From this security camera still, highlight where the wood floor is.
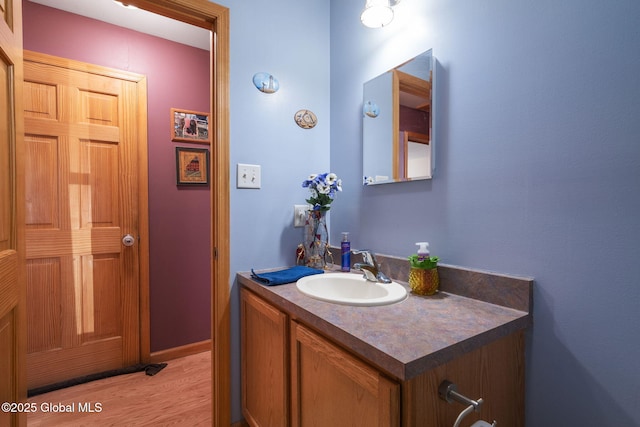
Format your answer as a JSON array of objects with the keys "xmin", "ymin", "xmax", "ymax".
[{"xmin": 27, "ymin": 351, "xmax": 211, "ymax": 426}]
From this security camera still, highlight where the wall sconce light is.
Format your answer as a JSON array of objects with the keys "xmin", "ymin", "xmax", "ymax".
[{"xmin": 360, "ymin": 0, "xmax": 401, "ymax": 28}]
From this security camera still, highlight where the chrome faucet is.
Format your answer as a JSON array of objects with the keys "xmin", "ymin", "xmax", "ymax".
[{"xmin": 352, "ymin": 250, "xmax": 392, "ymax": 283}]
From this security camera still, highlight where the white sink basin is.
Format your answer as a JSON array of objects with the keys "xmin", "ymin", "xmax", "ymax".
[{"xmin": 296, "ymin": 272, "xmax": 407, "ymax": 306}]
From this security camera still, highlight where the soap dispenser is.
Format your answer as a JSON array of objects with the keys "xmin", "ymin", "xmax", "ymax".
[
  {"xmin": 340, "ymin": 232, "xmax": 351, "ymax": 272},
  {"xmin": 416, "ymin": 242, "xmax": 429, "ymax": 261},
  {"xmin": 408, "ymin": 242, "xmax": 440, "ymax": 295}
]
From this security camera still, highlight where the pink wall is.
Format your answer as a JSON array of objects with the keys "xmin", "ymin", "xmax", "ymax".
[
  {"xmin": 23, "ymin": 1, "xmax": 211, "ymax": 352},
  {"xmin": 399, "ymin": 105, "xmax": 429, "ymax": 134}
]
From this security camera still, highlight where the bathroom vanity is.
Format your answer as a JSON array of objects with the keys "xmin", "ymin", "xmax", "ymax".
[{"xmin": 239, "ymin": 259, "xmax": 532, "ymax": 427}]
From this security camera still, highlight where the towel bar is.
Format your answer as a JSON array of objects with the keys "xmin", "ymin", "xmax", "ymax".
[
  {"xmin": 438, "ymin": 380, "xmax": 483, "ymax": 411},
  {"xmin": 438, "ymin": 380, "xmax": 496, "ymax": 427}
]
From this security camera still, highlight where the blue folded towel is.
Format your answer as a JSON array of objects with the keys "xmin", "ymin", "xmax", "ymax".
[{"xmin": 250, "ymin": 266, "xmax": 324, "ymax": 286}]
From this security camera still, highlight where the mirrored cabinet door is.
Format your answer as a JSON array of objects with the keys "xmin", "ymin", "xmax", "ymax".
[{"xmin": 363, "ymin": 50, "xmax": 435, "ymax": 185}]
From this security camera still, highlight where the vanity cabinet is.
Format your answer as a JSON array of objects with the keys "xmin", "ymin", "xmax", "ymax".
[
  {"xmin": 291, "ymin": 321, "xmax": 400, "ymax": 427},
  {"xmin": 241, "ymin": 289, "xmax": 289, "ymax": 427},
  {"xmin": 241, "ymin": 283, "xmax": 526, "ymax": 427},
  {"xmin": 241, "ymin": 288, "xmax": 398, "ymax": 427}
]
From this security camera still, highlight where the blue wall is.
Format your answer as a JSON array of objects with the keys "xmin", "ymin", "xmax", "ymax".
[
  {"xmin": 330, "ymin": 1, "xmax": 640, "ymax": 426},
  {"xmin": 218, "ymin": 0, "xmax": 640, "ymax": 424},
  {"xmin": 213, "ymin": 0, "xmax": 331, "ymax": 420}
]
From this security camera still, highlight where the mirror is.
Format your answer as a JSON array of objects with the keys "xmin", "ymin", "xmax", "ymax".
[{"xmin": 362, "ymin": 50, "xmax": 434, "ymax": 185}]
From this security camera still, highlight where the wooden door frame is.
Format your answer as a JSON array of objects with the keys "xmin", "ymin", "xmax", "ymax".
[{"xmin": 125, "ymin": 1, "xmax": 230, "ymax": 425}]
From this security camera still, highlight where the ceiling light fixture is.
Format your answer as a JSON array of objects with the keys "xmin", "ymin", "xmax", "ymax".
[
  {"xmin": 114, "ymin": 1, "xmax": 138, "ymax": 10},
  {"xmin": 360, "ymin": 0, "xmax": 401, "ymax": 28}
]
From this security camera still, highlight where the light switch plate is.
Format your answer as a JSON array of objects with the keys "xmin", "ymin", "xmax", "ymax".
[{"xmin": 237, "ymin": 163, "xmax": 261, "ymax": 189}]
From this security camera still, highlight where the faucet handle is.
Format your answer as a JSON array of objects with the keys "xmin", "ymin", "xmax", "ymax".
[
  {"xmin": 353, "ymin": 263, "xmax": 378, "ymax": 282},
  {"xmin": 351, "ymin": 249, "xmax": 370, "ymax": 254},
  {"xmin": 352, "ymin": 249, "xmax": 376, "ymax": 266},
  {"xmin": 352, "ymin": 250, "xmax": 393, "ymax": 284}
]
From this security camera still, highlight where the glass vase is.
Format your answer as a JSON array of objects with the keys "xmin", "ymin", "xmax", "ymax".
[{"xmin": 304, "ymin": 209, "xmax": 329, "ymax": 269}]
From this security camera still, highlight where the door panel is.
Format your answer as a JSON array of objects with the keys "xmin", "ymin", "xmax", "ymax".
[
  {"xmin": 25, "ymin": 258, "xmax": 62, "ymax": 353},
  {"xmin": 23, "ymin": 134, "xmax": 59, "ymax": 228},
  {"xmin": 0, "ymin": 62, "xmax": 11, "ymax": 250},
  {"xmin": 24, "ymin": 53, "xmax": 144, "ymax": 389}
]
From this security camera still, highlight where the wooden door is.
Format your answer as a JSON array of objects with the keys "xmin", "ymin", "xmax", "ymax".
[
  {"xmin": 23, "ymin": 51, "xmax": 146, "ymax": 389},
  {"xmin": 0, "ymin": 0, "xmax": 27, "ymax": 425}
]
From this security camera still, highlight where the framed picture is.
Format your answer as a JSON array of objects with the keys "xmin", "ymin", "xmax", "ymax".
[
  {"xmin": 176, "ymin": 147, "xmax": 209, "ymax": 186},
  {"xmin": 171, "ymin": 108, "xmax": 210, "ymax": 143}
]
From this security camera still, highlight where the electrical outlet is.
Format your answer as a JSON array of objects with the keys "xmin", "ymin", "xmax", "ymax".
[
  {"xmin": 237, "ymin": 163, "xmax": 261, "ymax": 189},
  {"xmin": 294, "ymin": 205, "xmax": 308, "ymax": 227}
]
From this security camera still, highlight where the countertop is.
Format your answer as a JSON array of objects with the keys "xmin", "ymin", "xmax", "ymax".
[{"xmin": 238, "ymin": 263, "xmax": 532, "ymax": 381}]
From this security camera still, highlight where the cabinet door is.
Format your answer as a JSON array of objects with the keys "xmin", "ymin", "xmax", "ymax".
[
  {"xmin": 241, "ymin": 289, "xmax": 289, "ymax": 427},
  {"xmin": 291, "ymin": 321, "xmax": 400, "ymax": 427}
]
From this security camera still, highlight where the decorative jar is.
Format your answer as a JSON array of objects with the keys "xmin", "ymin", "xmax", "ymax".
[{"xmin": 408, "ymin": 267, "xmax": 439, "ymax": 295}]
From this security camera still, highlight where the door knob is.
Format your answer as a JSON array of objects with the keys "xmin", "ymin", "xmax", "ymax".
[{"xmin": 122, "ymin": 234, "xmax": 136, "ymax": 247}]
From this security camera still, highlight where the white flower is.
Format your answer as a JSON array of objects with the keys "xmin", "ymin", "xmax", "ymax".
[{"xmin": 317, "ymin": 183, "xmax": 330, "ymax": 194}]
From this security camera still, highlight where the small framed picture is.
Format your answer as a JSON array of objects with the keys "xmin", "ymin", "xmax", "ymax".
[
  {"xmin": 171, "ymin": 108, "xmax": 210, "ymax": 143},
  {"xmin": 176, "ymin": 147, "xmax": 209, "ymax": 186}
]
